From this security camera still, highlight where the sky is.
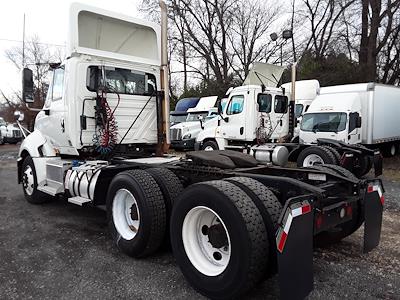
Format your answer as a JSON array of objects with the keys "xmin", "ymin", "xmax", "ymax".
[{"xmin": 0, "ymin": 0, "xmax": 140, "ymax": 100}]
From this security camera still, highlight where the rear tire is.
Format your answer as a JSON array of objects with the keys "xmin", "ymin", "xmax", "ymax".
[
  {"xmin": 201, "ymin": 140, "xmax": 219, "ymax": 151},
  {"xmin": 224, "ymin": 176, "xmax": 282, "ymax": 277},
  {"xmin": 170, "ymin": 180, "xmax": 268, "ymax": 299},
  {"xmin": 106, "ymin": 169, "xmax": 166, "ymax": 257},
  {"xmin": 21, "ymin": 156, "xmax": 52, "ymax": 204},
  {"xmin": 145, "ymin": 167, "xmax": 183, "ymax": 245},
  {"xmin": 320, "ymin": 145, "xmax": 341, "ymax": 164},
  {"xmin": 297, "ymin": 146, "xmax": 337, "ymax": 167}
]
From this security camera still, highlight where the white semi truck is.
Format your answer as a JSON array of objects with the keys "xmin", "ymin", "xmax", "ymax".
[
  {"xmin": 300, "ymin": 83, "xmax": 400, "ymax": 157},
  {"xmin": 170, "ymin": 96, "xmax": 218, "ymax": 149},
  {"xmin": 0, "ymin": 117, "xmax": 23, "ymax": 144},
  {"xmin": 16, "ymin": 3, "xmax": 384, "ymax": 299}
]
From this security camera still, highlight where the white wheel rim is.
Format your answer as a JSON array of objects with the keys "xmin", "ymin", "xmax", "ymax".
[
  {"xmin": 204, "ymin": 146, "xmax": 214, "ymax": 151},
  {"xmin": 303, "ymin": 154, "xmax": 324, "ymax": 166},
  {"xmin": 390, "ymin": 145, "xmax": 396, "ymax": 156},
  {"xmin": 112, "ymin": 189, "xmax": 140, "ymax": 240},
  {"xmin": 182, "ymin": 206, "xmax": 231, "ymax": 276},
  {"xmin": 22, "ymin": 165, "xmax": 34, "ymax": 196}
]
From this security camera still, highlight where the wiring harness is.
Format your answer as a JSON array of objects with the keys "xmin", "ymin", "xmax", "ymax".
[{"xmin": 93, "ymin": 89, "xmax": 120, "ymax": 155}]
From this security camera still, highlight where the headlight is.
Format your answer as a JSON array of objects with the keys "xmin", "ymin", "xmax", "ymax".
[{"xmin": 182, "ymin": 133, "xmax": 191, "ymax": 139}]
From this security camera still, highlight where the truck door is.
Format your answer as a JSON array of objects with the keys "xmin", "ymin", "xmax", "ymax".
[
  {"xmin": 35, "ymin": 67, "xmax": 73, "ymax": 154},
  {"xmin": 270, "ymin": 95, "xmax": 289, "ymax": 140},
  {"xmin": 220, "ymin": 94, "xmax": 246, "ymax": 140}
]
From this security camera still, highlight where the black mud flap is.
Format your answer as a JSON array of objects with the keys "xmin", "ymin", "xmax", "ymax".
[
  {"xmin": 363, "ymin": 180, "xmax": 384, "ymax": 253},
  {"xmin": 276, "ymin": 197, "xmax": 314, "ymax": 300}
]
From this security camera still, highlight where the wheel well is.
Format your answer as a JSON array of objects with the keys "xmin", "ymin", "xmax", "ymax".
[{"xmin": 202, "ymin": 138, "xmax": 217, "ymax": 144}]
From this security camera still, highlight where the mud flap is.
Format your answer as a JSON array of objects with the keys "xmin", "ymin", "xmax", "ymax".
[
  {"xmin": 276, "ymin": 198, "xmax": 314, "ymax": 300},
  {"xmin": 363, "ymin": 180, "xmax": 384, "ymax": 253},
  {"xmin": 373, "ymin": 151, "xmax": 383, "ymax": 177}
]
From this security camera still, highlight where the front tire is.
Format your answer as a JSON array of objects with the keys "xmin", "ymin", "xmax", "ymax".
[
  {"xmin": 170, "ymin": 180, "xmax": 268, "ymax": 299},
  {"xmin": 106, "ymin": 169, "xmax": 166, "ymax": 257},
  {"xmin": 201, "ymin": 140, "xmax": 219, "ymax": 151},
  {"xmin": 21, "ymin": 156, "xmax": 52, "ymax": 204}
]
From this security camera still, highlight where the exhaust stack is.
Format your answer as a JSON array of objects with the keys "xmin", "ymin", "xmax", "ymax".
[{"xmin": 159, "ymin": 0, "xmax": 170, "ymax": 152}]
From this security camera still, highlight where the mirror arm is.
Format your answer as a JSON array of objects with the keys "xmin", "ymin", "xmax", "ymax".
[
  {"xmin": 15, "ymin": 120, "xmax": 30, "ymax": 138},
  {"xmin": 24, "ymin": 103, "xmax": 42, "ymax": 112}
]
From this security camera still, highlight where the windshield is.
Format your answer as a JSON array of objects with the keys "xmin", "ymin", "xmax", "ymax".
[
  {"xmin": 301, "ymin": 112, "xmax": 347, "ymax": 133},
  {"xmin": 170, "ymin": 114, "xmax": 187, "ymax": 124},
  {"xmin": 186, "ymin": 112, "xmax": 208, "ymax": 122},
  {"xmin": 204, "ymin": 112, "xmax": 218, "ymax": 122},
  {"xmin": 295, "ymin": 104, "xmax": 303, "ymax": 118}
]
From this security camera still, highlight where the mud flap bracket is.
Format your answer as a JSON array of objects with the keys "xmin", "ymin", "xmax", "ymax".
[{"xmin": 276, "ymin": 196, "xmax": 314, "ymax": 300}]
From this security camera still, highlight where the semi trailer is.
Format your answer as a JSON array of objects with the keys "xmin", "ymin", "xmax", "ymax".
[
  {"xmin": 16, "ymin": 3, "xmax": 384, "ymax": 300},
  {"xmin": 300, "ymin": 83, "xmax": 400, "ymax": 157}
]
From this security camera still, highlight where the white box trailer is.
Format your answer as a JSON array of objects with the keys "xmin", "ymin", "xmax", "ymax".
[{"xmin": 300, "ymin": 83, "xmax": 400, "ymax": 156}]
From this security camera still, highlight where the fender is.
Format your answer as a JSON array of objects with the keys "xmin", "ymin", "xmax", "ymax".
[
  {"xmin": 17, "ymin": 130, "xmax": 57, "ymax": 183},
  {"xmin": 18, "ymin": 130, "xmax": 56, "ymax": 158}
]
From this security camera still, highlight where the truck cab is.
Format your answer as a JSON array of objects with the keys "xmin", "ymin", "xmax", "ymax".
[
  {"xmin": 170, "ymin": 97, "xmax": 200, "ymax": 126},
  {"xmin": 196, "ymin": 85, "xmax": 289, "ymax": 150},
  {"xmin": 170, "ymin": 96, "xmax": 218, "ymax": 150},
  {"xmin": 299, "ymin": 90, "xmax": 362, "ymax": 145},
  {"xmin": 20, "ymin": 4, "xmax": 162, "ymax": 158}
]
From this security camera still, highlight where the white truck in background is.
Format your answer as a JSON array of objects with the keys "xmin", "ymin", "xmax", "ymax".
[
  {"xmin": 170, "ymin": 95, "xmax": 219, "ymax": 150},
  {"xmin": 195, "ymin": 72, "xmax": 382, "ymax": 176},
  {"xmin": 300, "ymin": 83, "xmax": 400, "ymax": 157},
  {"xmin": 0, "ymin": 117, "xmax": 23, "ymax": 144},
  {"xmin": 14, "ymin": 3, "xmax": 385, "ymax": 300}
]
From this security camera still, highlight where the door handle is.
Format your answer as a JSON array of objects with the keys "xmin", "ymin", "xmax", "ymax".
[
  {"xmin": 279, "ymin": 120, "xmax": 283, "ymax": 126},
  {"xmin": 61, "ymin": 119, "xmax": 65, "ymax": 133}
]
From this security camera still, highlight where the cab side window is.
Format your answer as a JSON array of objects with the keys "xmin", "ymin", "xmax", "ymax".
[
  {"xmin": 257, "ymin": 94, "xmax": 272, "ymax": 113},
  {"xmin": 226, "ymin": 95, "xmax": 244, "ymax": 115},
  {"xmin": 274, "ymin": 95, "xmax": 288, "ymax": 113},
  {"xmin": 52, "ymin": 68, "xmax": 65, "ymax": 101}
]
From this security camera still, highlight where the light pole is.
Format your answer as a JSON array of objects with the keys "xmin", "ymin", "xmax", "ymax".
[{"xmin": 270, "ymin": 30, "xmax": 293, "ymax": 66}]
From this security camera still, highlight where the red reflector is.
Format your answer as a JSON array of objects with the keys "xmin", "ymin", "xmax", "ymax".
[
  {"xmin": 278, "ymin": 232, "xmax": 288, "ymax": 253},
  {"xmin": 302, "ymin": 204, "xmax": 311, "ymax": 214},
  {"xmin": 380, "ymin": 196, "xmax": 385, "ymax": 205},
  {"xmin": 367, "ymin": 186, "xmax": 374, "ymax": 193},
  {"xmin": 346, "ymin": 205, "xmax": 352, "ymax": 216}
]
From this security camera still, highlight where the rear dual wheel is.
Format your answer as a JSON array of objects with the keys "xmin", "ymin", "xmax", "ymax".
[
  {"xmin": 297, "ymin": 146, "xmax": 339, "ymax": 167},
  {"xmin": 170, "ymin": 179, "xmax": 281, "ymax": 299},
  {"xmin": 107, "ymin": 168, "xmax": 182, "ymax": 257}
]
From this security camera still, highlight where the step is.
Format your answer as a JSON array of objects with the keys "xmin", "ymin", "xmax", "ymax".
[
  {"xmin": 37, "ymin": 184, "xmax": 61, "ymax": 196},
  {"xmin": 68, "ymin": 196, "xmax": 91, "ymax": 206}
]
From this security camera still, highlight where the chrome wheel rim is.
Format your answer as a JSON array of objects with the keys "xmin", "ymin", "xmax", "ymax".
[{"xmin": 22, "ymin": 165, "xmax": 34, "ymax": 196}]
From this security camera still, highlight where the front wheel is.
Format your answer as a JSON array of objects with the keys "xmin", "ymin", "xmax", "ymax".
[
  {"xmin": 21, "ymin": 156, "xmax": 52, "ymax": 204},
  {"xmin": 201, "ymin": 140, "xmax": 219, "ymax": 151},
  {"xmin": 170, "ymin": 180, "xmax": 268, "ymax": 299}
]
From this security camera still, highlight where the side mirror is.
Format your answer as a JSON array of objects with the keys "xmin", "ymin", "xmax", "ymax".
[
  {"xmin": 356, "ymin": 116, "xmax": 362, "ymax": 128},
  {"xmin": 198, "ymin": 115, "xmax": 204, "ymax": 129},
  {"xmin": 14, "ymin": 111, "xmax": 24, "ymax": 122},
  {"xmin": 22, "ymin": 68, "xmax": 34, "ymax": 103}
]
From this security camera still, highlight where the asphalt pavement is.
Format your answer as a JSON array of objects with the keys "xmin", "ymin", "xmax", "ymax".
[{"xmin": 0, "ymin": 144, "xmax": 399, "ymax": 299}]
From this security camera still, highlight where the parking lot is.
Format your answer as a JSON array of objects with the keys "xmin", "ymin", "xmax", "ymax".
[{"xmin": 0, "ymin": 144, "xmax": 399, "ymax": 299}]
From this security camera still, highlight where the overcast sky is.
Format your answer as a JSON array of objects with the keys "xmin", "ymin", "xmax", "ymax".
[{"xmin": 0, "ymin": 0, "xmax": 140, "ymax": 100}]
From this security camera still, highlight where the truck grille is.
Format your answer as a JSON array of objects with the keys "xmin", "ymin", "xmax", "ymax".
[
  {"xmin": 13, "ymin": 129, "xmax": 21, "ymax": 138},
  {"xmin": 170, "ymin": 128, "xmax": 182, "ymax": 141}
]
